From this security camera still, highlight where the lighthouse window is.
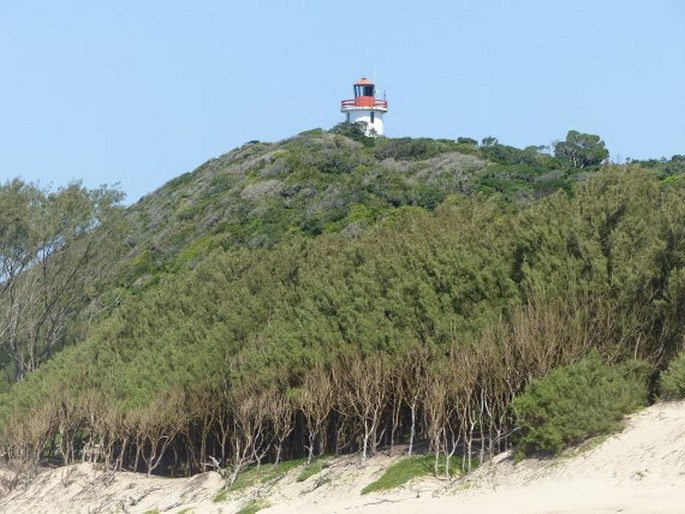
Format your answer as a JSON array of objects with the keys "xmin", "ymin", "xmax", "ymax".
[
  {"xmin": 370, "ymin": 112, "xmax": 375, "ymax": 123},
  {"xmin": 363, "ymin": 85, "xmax": 374, "ymax": 97}
]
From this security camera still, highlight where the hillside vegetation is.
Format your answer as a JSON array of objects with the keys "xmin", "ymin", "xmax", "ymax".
[{"xmin": 1, "ymin": 127, "xmax": 684, "ymax": 486}]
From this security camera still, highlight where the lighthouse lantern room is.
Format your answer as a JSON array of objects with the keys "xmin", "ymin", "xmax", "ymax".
[{"xmin": 340, "ymin": 77, "xmax": 388, "ymax": 136}]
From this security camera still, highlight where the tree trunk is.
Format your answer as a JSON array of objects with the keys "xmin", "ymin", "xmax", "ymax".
[{"xmin": 408, "ymin": 394, "xmax": 418, "ymax": 456}]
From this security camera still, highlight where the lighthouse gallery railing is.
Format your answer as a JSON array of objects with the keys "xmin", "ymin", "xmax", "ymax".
[{"xmin": 340, "ymin": 98, "xmax": 388, "ymax": 109}]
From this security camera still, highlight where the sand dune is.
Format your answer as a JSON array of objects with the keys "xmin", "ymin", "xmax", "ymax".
[{"xmin": 1, "ymin": 401, "xmax": 683, "ymax": 513}]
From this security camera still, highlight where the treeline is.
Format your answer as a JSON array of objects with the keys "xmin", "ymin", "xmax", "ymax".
[{"xmin": 1, "ymin": 167, "xmax": 684, "ymax": 479}]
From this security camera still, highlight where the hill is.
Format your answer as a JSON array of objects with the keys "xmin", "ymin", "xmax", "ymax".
[
  {"xmin": 117, "ymin": 128, "xmax": 570, "ymax": 283},
  {"xmin": 0, "ymin": 126, "xmax": 684, "ymax": 505}
]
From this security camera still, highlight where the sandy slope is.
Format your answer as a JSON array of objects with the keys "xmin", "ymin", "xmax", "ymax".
[
  {"xmin": 356, "ymin": 400, "xmax": 685, "ymax": 514},
  {"xmin": 1, "ymin": 401, "xmax": 683, "ymax": 514}
]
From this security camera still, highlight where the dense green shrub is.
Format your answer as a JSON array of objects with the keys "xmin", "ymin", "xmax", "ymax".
[
  {"xmin": 329, "ymin": 122, "xmax": 374, "ymax": 147},
  {"xmin": 512, "ymin": 353, "xmax": 648, "ymax": 457},
  {"xmin": 660, "ymin": 351, "xmax": 685, "ymax": 399},
  {"xmin": 373, "ymin": 137, "xmax": 458, "ymax": 160}
]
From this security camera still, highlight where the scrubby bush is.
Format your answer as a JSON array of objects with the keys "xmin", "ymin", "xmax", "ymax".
[
  {"xmin": 512, "ymin": 353, "xmax": 648, "ymax": 457},
  {"xmin": 329, "ymin": 122, "xmax": 374, "ymax": 147},
  {"xmin": 660, "ymin": 351, "xmax": 685, "ymax": 399},
  {"xmin": 373, "ymin": 137, "xmax": 457, "ymax": 160}
]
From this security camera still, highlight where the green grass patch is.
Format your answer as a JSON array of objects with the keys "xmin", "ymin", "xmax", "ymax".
[
  {"xmin": 212, "ymin": 488, "xmax": 228, "ymax": 503},
  {"xmin": 296, "ymin": 459, "xmax": 329, "ymax": 482},
  {"xmin": 361, "ymin": 454, "xmax": 468, "ymax": 495},
  {"xmin": 228, "ymin": 457, "xmax": 308, "ymax": 493},
  {"xmin": 271, "ymin": 457, "xmax": 308, "ymax": 475},
  {"xmin": 236, "ymin": 499, "xmax": 270, "ymax": 514},
  {"xmin": 174, "ymin": 234, "xmax": 217, "ymax": 267}
]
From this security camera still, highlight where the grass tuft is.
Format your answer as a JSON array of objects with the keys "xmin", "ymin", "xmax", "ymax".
[
  {"xmin": 361, "ymin": 454, "xmax": 469, "ymax": 495},
  {"xmin": 216, "ymin": 457, "xmax": 309, "ymax": 500},
  {"xmin": 296, "ymin": 459, "xmax": 329, "ymax": 482},
  {"xmin": 212, "ymin": 488, "xmax": 228, "ymax": 503},
  {"xmin": 233, "ymin": 458, "xmax": 307, "ymax": 490},
  {"xmin": 236, "ymin": 499, "xmax": 270, "ymax": 514}
]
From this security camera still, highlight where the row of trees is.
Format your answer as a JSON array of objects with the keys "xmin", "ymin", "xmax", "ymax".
[
  {"xmin": 0, "ymin": 295, "xmax": 620, "ymax": 480},
  {"xmin": 1, "ymin": 166, "xmax": 683, "ymax": 480}
]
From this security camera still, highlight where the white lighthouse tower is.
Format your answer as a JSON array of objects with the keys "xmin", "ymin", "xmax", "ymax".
[{"xmin": 340, "ymin": 77, "xmax": 388, "ymax": 136}]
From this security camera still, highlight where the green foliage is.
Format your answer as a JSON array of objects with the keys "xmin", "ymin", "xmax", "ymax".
[
  {"xmin": 167, "ymin": 172, "xmax": 193, "ymax": 190},
  {"xmin": 660, "ymin": 351, "xmax": 685, "ymax": 399},
  {"xmin": 0, "ymin": 179, "xmax": 125, "ymax": 380},
  {"xmin": 117, "ymin": 130, "xmax": 498, "ymax": 284},
  {"xmin": 554, "ymin": 130, "xmax": 609, "ymax": 169},
  {"xmin": 373, "ymin": 137, "xmax": 461, "ymax": 160},
  {"xmin": 212, "ymin": 488, "xmax": 228, "ymax": 503},
  {"xmin": 329, "ymin": 122, "xmax": 375, "ymax": 147},
  {"xmin": 513, "ymin": 353, "xmax": 649, "ymax": 457},
  {"xmin": 476, "ymin": 143, "xmax": 569, "ymax": 199},
  {"xmin": 456, "ymin": 136, "xmax": 478, "ymax": 146},
  {"xmin": 228, "ymin": 459, "xmax": 306, "ymax": 492},
  {"xmin": 174, "ymin": 235, "xmax": 218, "ymax": 268},
  {"xmin": 109, "ymin": 129, "xmax": 622, "ymax": 295},
  {"xmin": 236, "ymin": 499, "xmax": 270, "ymax": 514},
  {"xmin": 361, "ymin": 455, "xmax": 465, "ymax": 494},
  {"xmin": 630, "ymin": 155, "xmax": 685, "ymax": 180},
  {"xmin": 296, "ymin": 459, "xmax": 329, "ymax": 482},
  {"xmin": 268, "ymin": 458, "xmax": 308, "ymax": 476}
]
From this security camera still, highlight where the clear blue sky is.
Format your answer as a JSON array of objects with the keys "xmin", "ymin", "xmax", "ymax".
[{"xmin": 1, "ymin": 1, "xmax": 683, "ymax": 203}]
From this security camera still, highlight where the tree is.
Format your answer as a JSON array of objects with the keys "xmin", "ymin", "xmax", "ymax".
[
  {"xmin": 554, "ymin": 130, "xmax": 609, "ymax": 169},
  {"xmin": 423, "ymin": 366, "xmax": 449, "ymax": 477},
  {"xmin": 298, "ymin": 363, "xmax": 334, "ymax": 464},
  {"xmin": 134, "ymin": 392, "xmax": 187, "ymax": 477},
  {"xmin": 0, "ymin": 180, "xmax": 124, "ymax": 381},
  {"xmin": 268, "ymin": 388, "xmax": 295, "ymax": 464},
  {"xmin": 336, "ymin": 354, "xmax": 387, "ymax": 467},
  {"xmin": 456, "ymin": 137, "xmax": 478, "ymax": 146},
  {"xmin": 329, "ymin": 122, "xmax": 375, "ymax": 146},
  {"xmin": 227, "ymin": 382, "xmax": 273, "ymax": 484}
]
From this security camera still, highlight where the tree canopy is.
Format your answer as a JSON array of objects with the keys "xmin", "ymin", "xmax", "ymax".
[
  {"xmin": 554, "ymin": 130, "xmax": 609, "ymax": 169},
  {"xmin": 0, "ymin": 180, "xmax": 124, "ymax": 382}
]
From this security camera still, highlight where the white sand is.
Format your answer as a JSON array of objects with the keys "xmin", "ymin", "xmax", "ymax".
[{"xmin": 1, "ymin": 401, "xmax": 684, "ymax": 513}]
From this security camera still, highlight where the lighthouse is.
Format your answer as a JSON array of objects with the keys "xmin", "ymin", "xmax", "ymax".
[{"xmin": 340, "ymin": 77, "xmax": 388, "ymax": 136}]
